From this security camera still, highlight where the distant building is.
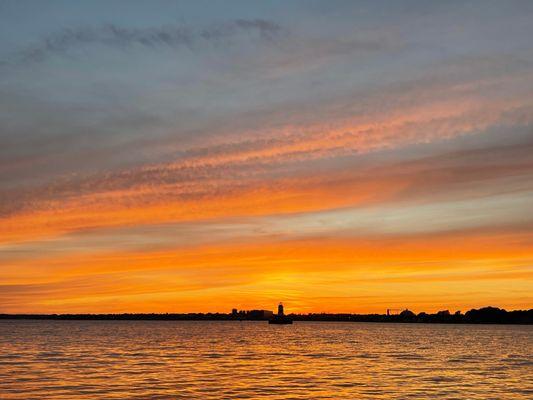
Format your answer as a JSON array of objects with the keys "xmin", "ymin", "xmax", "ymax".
[
  {"xmin": 231, "ymin": 308, "xmax": 238, "ymax": 316},
  {"xmin": 247, "ymin": 310, "xmax": 274, "ymax": 320},
  {"xmin": 278, "ymin": 303, "xmax": 284, "ymax": 316}
]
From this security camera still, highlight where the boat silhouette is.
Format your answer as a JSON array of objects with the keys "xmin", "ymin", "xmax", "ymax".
[{"xmin": 269, "ymin": 303, "xmax": 293, "ymax": 324}]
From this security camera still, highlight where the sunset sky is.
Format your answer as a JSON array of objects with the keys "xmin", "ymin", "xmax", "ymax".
[{"xmin": 1, "ymin": 0, "xmax": 532, "ymax": 314}]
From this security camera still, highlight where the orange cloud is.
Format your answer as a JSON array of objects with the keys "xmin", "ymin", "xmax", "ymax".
[{"xmin": 2, "ymin": 224, "xmax": 532, "ymax": 313}]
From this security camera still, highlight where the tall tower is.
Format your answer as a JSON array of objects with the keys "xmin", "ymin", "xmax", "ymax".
[{"xmin": 278, "ymin": 303, "xmax": 284, "ymax": 316}]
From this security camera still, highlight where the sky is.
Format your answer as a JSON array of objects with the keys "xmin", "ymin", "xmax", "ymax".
[{"xmin": 1, "ymin": 0, "xmax": 532, "ymax": 314}]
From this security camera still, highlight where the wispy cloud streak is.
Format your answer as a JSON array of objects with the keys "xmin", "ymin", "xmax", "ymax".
[{"xmin": 1, "ymin": 19, "xmax": 283, "ymax": 66}]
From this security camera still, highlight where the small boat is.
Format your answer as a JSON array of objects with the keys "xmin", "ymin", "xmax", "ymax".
[
  {"xmin": 269, "ymin": 303, "xmax": 293, "ymax": 324},
  {"xmin": 268, "ymin": 315, "xmax": 293, "ymax": 324}
]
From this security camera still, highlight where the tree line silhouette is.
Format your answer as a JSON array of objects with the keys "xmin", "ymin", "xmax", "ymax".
[{"xmin": 1, "ymin": 306, "xmax": 531, "ymax": 324}]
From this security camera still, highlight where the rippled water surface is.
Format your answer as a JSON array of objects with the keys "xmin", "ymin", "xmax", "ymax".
[{"xmin": 1, "ymin": 320, "xmax": 532, "ymax": 399}]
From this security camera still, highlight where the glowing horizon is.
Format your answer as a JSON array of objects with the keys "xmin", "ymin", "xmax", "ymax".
[{"xmin": 1, "ymin": 0, "xmax": 532, "ymax": 314}]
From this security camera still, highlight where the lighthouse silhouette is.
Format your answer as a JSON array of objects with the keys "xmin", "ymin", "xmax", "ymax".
[{"xmin": 269, "ymin": 302, "xmax": 292, "ymax": 324}]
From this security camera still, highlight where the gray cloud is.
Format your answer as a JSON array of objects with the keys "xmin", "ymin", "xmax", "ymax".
[{"xmin": 2, "ymin": 19, "xmax": 283, "ymax": 66}]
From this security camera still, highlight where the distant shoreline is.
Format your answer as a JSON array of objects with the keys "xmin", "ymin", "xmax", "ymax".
[{"xmin": 1, "ymin": 306, "xmax": 532, "ymax": 324}]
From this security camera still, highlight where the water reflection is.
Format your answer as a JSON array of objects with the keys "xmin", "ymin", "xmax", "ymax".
[{"xmin": 0, "ymin": 321, "xmax": 531, "ymax": 399}]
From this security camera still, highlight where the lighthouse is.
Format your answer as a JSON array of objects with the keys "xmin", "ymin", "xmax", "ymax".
[{"xmin": 269, "ymin": 302, "xmax": 292, "ymax": 324}]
